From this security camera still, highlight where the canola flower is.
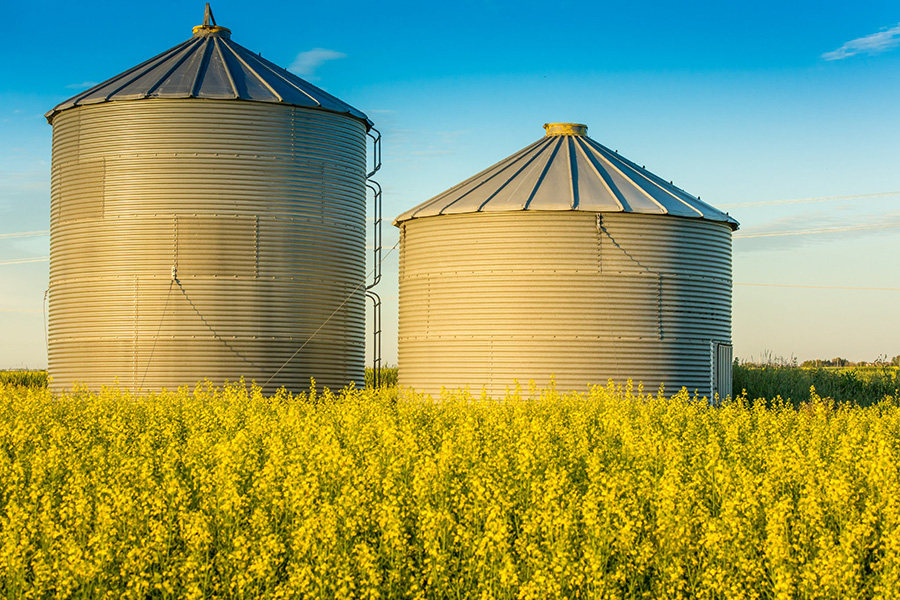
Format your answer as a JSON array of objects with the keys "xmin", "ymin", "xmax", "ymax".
[{"xmin": 0, "ymin": 380, "xmax": 898, "ymax": 599}]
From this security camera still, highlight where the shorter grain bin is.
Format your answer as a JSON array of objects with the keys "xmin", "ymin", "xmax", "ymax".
[{"xmin": 394, "ymin": 123, "xmax": 739, "ymax": 398}]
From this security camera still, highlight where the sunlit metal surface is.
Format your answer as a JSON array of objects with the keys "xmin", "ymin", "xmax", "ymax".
[
  {"xmin": 49, "ymin": 99, "xmax": 367, "ymax": 394},
  {"xmin": 47, "ymin": 13, "xmax": 373, "ymax": 394},
  {"xmin": 396, "ymin": 124, "xmax": 735, "ymax": 399},
  {"xmin": 46, "ymin": 19, "xmax": 371, "ymax": 129},
  {"xmin": 395, "ymin": 123, "xmax": 738, "ymax": 229}
]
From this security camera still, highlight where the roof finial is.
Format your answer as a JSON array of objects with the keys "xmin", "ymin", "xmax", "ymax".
[
  {"xmin": 193, "ymin": 4, "xmax": 230, "ymax": 38},
  {"xmin": 203, "ymin": 3, "xmax": 217, "ymax": 27}
]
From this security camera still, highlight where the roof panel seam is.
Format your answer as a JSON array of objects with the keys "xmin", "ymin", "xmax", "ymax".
[
  {"xmin": 56, "ymin": 39, "xmax": 196, "ymax": 113},
  {"xmin": 190, "ymin": 39, "xmax": 214, "ymax": 98},
  {"xmin": 574, "ymin": 137, "xmax": 627, "ymax": 211},
  {"xmin": 567, "ymin": 137, "xmax": 578, "ymax": 210},
  {"xmin": 142, "ymin": 42, "xmax": 203, "ymax": 98},
  {"xmin": 405, "ymin": 138, "xmax": 547, "ymax": 220},
  {"xmin": 522, "ymin": 137, "xmax": 563, "ymax": 211},
  {"xmin": 586, "ymin": 138, "xmax": 713, "ymax": 218},
  {"xmin": 46, "ymin": 29, "xmax": 371, "ymax": 128},
  {"xmin": 434, "ymin": 138, "xmax": 545, "ymax": 200},
  {"xmin": 214, "ymin": 38, "xmax": 240, "ymax": 98},
  {"xmin": 582, "ymin": 138, "xmax": 671, "ymax": 215},
  {"xmin": 221, "ymin": 40, "xmax": 284, "ymax": 102},
  {"xmin": 102, "ymin": 39, "xmax": 202, "ymax": 104},
  {"xmin": 476, "ymin": 139, "xmax": 557, "ymax": 211},
  {"xmin": 252, "ymin": 50, "xmax": 345, "ymax": 109},
  {"xmin": 228, "ymin": 42, "xmax": 319, "ymax": 106},
  {"xmin": 613, "ymin": 153, "xmax": 707, "ymax": 218}
]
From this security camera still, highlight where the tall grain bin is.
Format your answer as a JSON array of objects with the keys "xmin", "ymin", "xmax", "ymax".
[
  {"xmin": 395, "ymin": 123, "xmax": 739, "ymax": 399},
  {"xmin": 46, "ymin": 8, "xmax": 375, "ymax": 393}
]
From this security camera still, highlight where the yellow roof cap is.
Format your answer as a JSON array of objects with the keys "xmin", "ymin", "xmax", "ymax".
[{"xmin": 543, "ymin": 123, "xmax": 588, "ymax": 137}]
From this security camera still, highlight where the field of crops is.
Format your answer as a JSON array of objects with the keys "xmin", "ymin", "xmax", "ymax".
[
  {"xmin": 1, "ymin": 378, "xmax": 899, "ymax": 598},
  {"xmin": 733, "ymin": 364, "xmax": 900, "ymax": 406}
]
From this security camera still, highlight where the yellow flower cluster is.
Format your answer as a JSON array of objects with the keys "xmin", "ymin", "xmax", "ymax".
[{"xmin": 0, "ymin": 380, "xmax": 898, "ymax": 598}]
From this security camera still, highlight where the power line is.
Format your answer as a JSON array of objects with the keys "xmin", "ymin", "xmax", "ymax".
[
  {"xmin": 734, "ymin": 222, "xmax": 900, "ymax": 239},
  {"xmin": 0, "ymin": 256, "xmax": 49, "ymax": 266},
  {"xmin": 0, "ymin": 230, "xmax": 49, "ymax": 240},
  {"xmin": 720, "ymin": 191, "xmax": 900, "ymax": 209},
  {"xmin": 736, "ymin": 282, "xmax": 900, "ymax": 292}
]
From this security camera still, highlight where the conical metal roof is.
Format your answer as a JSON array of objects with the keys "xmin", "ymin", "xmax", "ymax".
[
  {"xmin": 45, "ymin": 5, "xmax": 371, "ymax": 129},
  {"xmin": 394, "ymin": 123, "xmax": 738, "ymax": 229}
]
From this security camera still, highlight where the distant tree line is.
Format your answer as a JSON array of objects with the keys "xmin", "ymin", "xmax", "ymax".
[{"xmin": 799, "ymin": 355, "xmax": 900, "ymax": 368}]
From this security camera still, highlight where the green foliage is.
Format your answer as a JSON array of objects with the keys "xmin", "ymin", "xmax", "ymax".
[
  {"xmin": 0, "ymin": 370, "xmax": 47, "ymax": 388},
  {"xmin": 365, "ymin": 365, "xmax": 398, "ymax": 388},
  {"xmin": 733, "ymin": 363, "xmax": 899, "ymax": 406},
  {"xmin": 1, "ymin": 369, "xmax": 396, "ymax": 391},
  {"xmin": 800, "ymin": 358, "xmax": 852, "ymax": 368}
]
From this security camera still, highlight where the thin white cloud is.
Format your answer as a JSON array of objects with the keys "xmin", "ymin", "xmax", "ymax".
[
  {"xmin": 288, "ymin": 48, "xmax": 347, "ymax": 79},
  {"xmin": 65, "ymin": 81, "xmax": 99, "ymax": 89},
  {"xmin": 822, "ymin": 23, "xmax": 900, "ymax": 61}
]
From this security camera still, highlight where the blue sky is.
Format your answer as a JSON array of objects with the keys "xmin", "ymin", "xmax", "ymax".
[{"xmin": 2, "ymin": 0, "xmax": 899, "ymax": 369}]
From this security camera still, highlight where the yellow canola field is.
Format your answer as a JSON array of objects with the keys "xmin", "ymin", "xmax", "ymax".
[{"xmin": 0, "ymin": 381, "xmax": 899, "ymax": 599}]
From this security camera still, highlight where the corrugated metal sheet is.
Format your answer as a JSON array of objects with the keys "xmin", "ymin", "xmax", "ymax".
[
  {"xmin": 45, "ymin": 19, "xmax": 371, "ymax": 129},
  {"xmin": 49, "ymin": 99, "xmax": 366, "ymax": 393},
  {"xmin": 398, "ymin": 211, "xmax": 733, "ymax": 398},
  {"xmin": 394, "ymin": 123, "xmax": 738, "ymax": 230}
]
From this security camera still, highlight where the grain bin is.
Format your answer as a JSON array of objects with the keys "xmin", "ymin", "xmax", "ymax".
[
  {"xmin": 46, "ymin": 7, "xmax": 376, "ymax": 393},
  {"xmin": 394, "ymin": 123, "xmax": 739, "ymax": 399}
]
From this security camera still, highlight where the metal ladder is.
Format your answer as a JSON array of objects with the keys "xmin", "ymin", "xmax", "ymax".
[{"xmin": 366, "ymin": 128, "xmax": 383, "ymax": 388}]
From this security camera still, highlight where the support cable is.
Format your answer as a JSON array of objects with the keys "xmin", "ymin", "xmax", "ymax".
[
  {"xmin": 176, "ymin": 277, "xmax": 262, "ymax": 370},
  {"xmin": 0, "ymin": 230, "xmax": 49, "ymax": 240},
  {"xmin": 735, "ymin": 282, "xmax": 900, "ymax": 292},
  {"xmin": 0, "ymin": 256, "xmax": 49, "ymax": 266},
  {"xmin": 721, "ymin": 190, "xmax": 900, "ymax": 209},
  {"xmin": 139, "ymin": 279, "xmax": 174, "ymax": 390},
  {"xmin": 263, "ymin": 238, "xmax": 399, "ymax": 389},
  {"xmin": 734, "ymin": 221, "xmax": 900, "ymax": 239}
]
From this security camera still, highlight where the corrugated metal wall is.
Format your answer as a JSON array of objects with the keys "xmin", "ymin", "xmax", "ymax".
[
  {"xmin": 49, "ymin": 99, "xmax": 367, "ymax": 393},
  {"xmin": 398, "ymin": 211, "xmax": 733, "ymax": 398}
]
